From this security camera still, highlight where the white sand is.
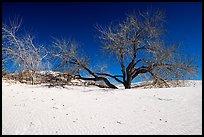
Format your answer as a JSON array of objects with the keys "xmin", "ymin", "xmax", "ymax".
[{"xmin": 2, "ymin": 80, "xmax": 202, "ymax": 135}]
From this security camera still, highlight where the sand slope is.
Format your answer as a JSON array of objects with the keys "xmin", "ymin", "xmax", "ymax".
[{"xmin": 2, "ymin": 80, "xmax": 202, "ymax": 135}]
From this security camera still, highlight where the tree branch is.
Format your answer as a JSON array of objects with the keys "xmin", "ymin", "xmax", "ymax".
[{"xmin": 95, "ymin": 72, "xmax": 124, "ymax": 84}]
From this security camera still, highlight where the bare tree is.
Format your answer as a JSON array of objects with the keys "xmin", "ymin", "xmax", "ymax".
[
  {"xmin": 96, "ymin": 9, "xmax": 198, "ymax": 89},
  {"xmin": 2, "ymin": 17, "xmax": 48, "ymax": 84},
  {"xmin": 51, "ymin": 37, "xmax": 118, "ymax": 89}
]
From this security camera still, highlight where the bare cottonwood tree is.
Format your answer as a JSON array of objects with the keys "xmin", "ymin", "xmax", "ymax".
[
  {"xmin": 96, "ymin": 9, "xmax": 197, "ymax": 89},
  {"xmin": 2, "ymin": 17, "xmax": 48, "ymax": 84},
  {"xmin": 51, "ymin": 38, "xmax": 118, "ymax": 89}
]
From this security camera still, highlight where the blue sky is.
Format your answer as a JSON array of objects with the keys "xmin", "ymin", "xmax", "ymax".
[{"xmin": 2, "ymin": 2, "xmax": 202, "ymax": 81}]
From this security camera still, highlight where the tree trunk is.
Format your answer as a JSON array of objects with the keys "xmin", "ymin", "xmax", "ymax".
[
  {"xmin": 124, "ymin": 80, "xmax": 131, "ymax": 89},
  {"xmin": 124, "ymin": 82, "xmax": 131, "ymax": 89},
  {"xmin": 76, "ymin": 76, "xmax": 118, "ymax": 89},
  {"xmin": 78, "ymin": 65, "xmax": 118, "ymax": 89},
  {"xmin": 31, "ymin": 71, "xmax": 35, "ymax": 85},
  {"xmin": 101, "ymin": 77, "xmax": 118, "ymax": 89},
  {"xmin": 124, "ymin": 73, "xmax": 132, "ymax": 89}
]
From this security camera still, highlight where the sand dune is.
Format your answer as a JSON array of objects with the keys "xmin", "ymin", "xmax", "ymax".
[{"xmin": 2, "ymin": 80, "xmax": 202, "ymax": 135}]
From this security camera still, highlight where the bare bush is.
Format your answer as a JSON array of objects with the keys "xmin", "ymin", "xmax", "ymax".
[{"xmin": 2, "ymin": 17, "xmax": 48, "ymax": 84}]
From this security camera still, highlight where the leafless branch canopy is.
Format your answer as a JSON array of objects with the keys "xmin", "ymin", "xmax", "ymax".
[
  {"xmin": 2, "ymin": 17, "xmax": 48, "ymax": 84},
  {"xmin": 51, "ymin": 38, "xmax": 119, "ymax": 89},
  {"xmin": 2, "ymin": 11, "xmax": 198, "ymax": 89},
  {"xmin": 96, "ymin": 9, "xmax": 197, "ymax": 88}
]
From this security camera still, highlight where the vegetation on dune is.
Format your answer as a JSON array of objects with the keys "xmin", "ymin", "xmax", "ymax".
[{"xmin": 2, "ymin": 9, "xmax": 198, "ymax": 89}]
